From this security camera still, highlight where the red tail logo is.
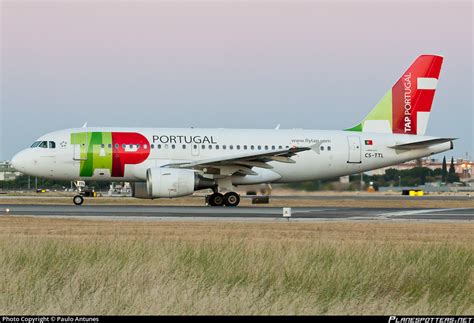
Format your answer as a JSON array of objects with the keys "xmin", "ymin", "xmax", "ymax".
[{"xmin": 392, "ymin": 55, "xmax": 443, "ymax": 134}]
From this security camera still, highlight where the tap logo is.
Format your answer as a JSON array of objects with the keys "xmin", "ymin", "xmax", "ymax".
[{"xmin": 71, "ymin": 132, "xmax": 150, "ymax": 177}]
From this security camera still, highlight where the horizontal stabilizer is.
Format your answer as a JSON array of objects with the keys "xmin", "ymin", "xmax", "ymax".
[{"xmin": 389, "ymin": 138, "xmax": 455, "ymax": 150}]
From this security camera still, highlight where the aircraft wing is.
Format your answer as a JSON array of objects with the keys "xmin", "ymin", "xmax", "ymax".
[
  {"xmin": 163, "ymin": 147, "xmax": 311, "ymax": 175},
  {"xmin": 389, "ymin": 138, "xmax": 456, "ymax": 150}
]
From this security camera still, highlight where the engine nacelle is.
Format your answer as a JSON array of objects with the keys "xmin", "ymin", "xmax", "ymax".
[{"xmin": 145, "ymin": 168, "xmax": 215, "ymax": 198}]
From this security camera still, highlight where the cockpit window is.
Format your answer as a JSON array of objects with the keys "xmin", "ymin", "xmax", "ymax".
[
  {"xmin": 30, "ymin": 141, "xmax": 41, "ymax": 148},
  {"xmin": 38, "ymin": 141, "xmax": 48, "ymax": 148},
  {"xmin": 49, "ymin": 141, "xmax": 56, "ymax": 149}
]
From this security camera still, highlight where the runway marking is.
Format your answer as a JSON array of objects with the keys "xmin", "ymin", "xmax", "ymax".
[
  {"xmin": 293, "ymin": 208, "xmax": 337, "ymax": 213},
  {"xmin": 417, "ymin": 214, "xmax": 474, "ymax": 216},
  {"xmin": 378, "ymin": 208, "xmax": 474, "ymax": 218}
]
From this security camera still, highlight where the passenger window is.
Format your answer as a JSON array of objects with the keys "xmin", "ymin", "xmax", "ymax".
[
  {"xmin": 202, "ymin": 145, "xmax": 205, "ymax": 149},
  {"xmin": 115, "ymin": 144, "xmax": 119, "ymax": 149},
  {"xmin": 137, "ymin": 144, "xmax": 141, "ymax": 149},
  {"xmin": 151, "ymin": 144, "xmax": 154, "ymax": 149},
  {"xmin": 230, "ymin": 145, "xmax": 233, "ymax": 150},
  {"xmin": 251, "ymin": 145, "xmax": 254, "ymax": 150},
  {"xmin": 101, "ymin": 144, "xmax": 105, "ymax": 148},
  {"xmin": 158, "ymin": 144, "xmax": 162, "ymax": 149},
  {"xmin": 164, "ymin": 144, "xmax": 169, "ymax": 149},
  {"xmin": 108, "ymin": 144, "xmax": 112, "ymax": 149},
  {"xmin": 236, "ymin": 145, "xmax": 240, "ymax": 150},
  {"xmin": 258, "ymin": 146, "xmax": 261, "ymax": 150},
  {"xmin": 244, "ymin": 145, "xmax": 247, "ymax": 150},
  {"xmin": 208, "ymin": 145, "xmax": 212, "ymax": 150},
  {"xmin": 216, "ymin": 145, "xmax": 219, "ymax": 150},
  {"xmin": 143, "ymin": 144, "xmax": 147, "ymax": 149},
  {"xmin": 182, "ymin": 144, "xmax": 186, "ymax": 149},
  {"xmin": 271, "ymin": 145, "xmax": 275, "ymax": 150},
  {"xmin": 39, "ymin": 141, "xmax": 48, "ymax": 148},
  {"xmin": 193, "ymin": 144, "xmax": 197, "ymax": 149},
  {"xmin": 328, "ymin": 146, "xmax": 331, "ymax": 151},
  {"xmin": 122, "ymin": 144, "xmax": 126, "ymax": 149},
  {"xmin": 265, "ymin": 145, "xmax": 268, "ymax": 150},
  {"xmin": 129, "ymin": 144, "xmax": 134, "ymax": 149},
  {"xmin": 223, "ymin": 145, "xmax": 226, "ymax": 150},
  {"xmin": 321, "ymin": 146, "xmax": 325, "ymax": 151},
  {"xmin": 279, "ymin": 145, "xmax": 282, "ymax": 149},
  {"xmin": 171, "ymin": 144, "xmax": 175, "ymax": 149}
]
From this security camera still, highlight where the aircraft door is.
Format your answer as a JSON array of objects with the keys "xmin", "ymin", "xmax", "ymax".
[
  {"xmin": 347, "ymin": 136, "xmax": 361, "ymax": 163},
  {"xmin": 72, "ymin": 132, "xmax": 88, "ymax": 161}
]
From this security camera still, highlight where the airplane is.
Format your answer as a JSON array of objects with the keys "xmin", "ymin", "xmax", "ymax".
[{"xmin": 11, "ymin": 54, "xmax": 454, "ymax": 207}]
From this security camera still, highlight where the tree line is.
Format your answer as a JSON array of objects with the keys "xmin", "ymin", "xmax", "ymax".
[{"xmin": 285, "ymin": 156, "xmax": 460, "ymax": 191}]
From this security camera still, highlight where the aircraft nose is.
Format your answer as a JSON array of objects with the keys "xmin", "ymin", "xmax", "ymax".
[{"xmin": 11, "ymin": 150, "xmax": 28, "ymax": 173}]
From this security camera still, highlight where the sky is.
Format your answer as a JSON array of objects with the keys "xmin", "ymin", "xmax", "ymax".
[{"xmin": 0, "ymin": 0, "xmax": 472, "ymax": 161}]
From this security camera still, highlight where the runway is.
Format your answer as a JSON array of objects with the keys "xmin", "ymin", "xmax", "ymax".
[
  {"xmin": 0, "ymin": 194, "xmax": 471, "ymax": 201},
  {"xmin": 1, "ymin": 204, "xmax": 473, "ymax": 221}
]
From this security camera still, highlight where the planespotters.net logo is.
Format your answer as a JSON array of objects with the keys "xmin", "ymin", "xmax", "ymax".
[{"xmin": 389, "ymin": 317, "xmax": 473, "ymax": 323}]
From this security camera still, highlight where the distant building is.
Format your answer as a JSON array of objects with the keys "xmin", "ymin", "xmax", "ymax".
[
  {"xmin": 0, "ymin": 161, "xmax": 21, "ymax": 181},
  {"xmin": 339, "ymin": 175, "xmax": 350, "ymax": 184},
  {"xmin": 108, "ymin": 182, "xmax": 132, "ymax": 197}
]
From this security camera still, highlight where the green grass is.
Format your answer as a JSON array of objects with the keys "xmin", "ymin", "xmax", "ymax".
[{"xmin": 0, "ymin": 236, "xmax": 472, "ymax": 315}]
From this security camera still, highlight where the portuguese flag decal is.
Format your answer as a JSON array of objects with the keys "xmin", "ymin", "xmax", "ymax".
[{"xmin": 365, "ymin": 140, "xmax": 373, "ymax": 145}]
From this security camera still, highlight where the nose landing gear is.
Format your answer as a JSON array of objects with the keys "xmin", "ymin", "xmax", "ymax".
[
  {"xmin": 72, "ymin": 181, "xmax": 97, "ymax": 206},
  {"xmin": 73, "ymin": 195, "xmax": 84, "ymax": 206}
]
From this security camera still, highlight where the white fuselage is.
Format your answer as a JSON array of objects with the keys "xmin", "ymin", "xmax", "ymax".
[{"xmin": 11, "ymin": 127, "xmax": 452, "ymax": 186}]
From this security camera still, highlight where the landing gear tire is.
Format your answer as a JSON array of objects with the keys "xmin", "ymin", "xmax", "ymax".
[
  {"xmin": 224, "ymin": 192, "xmax": 240, "ymax": 207},
  {"xmin": 208, "ymin": 193, "xmax": 225, "ymax": 207},
  {"xmin": 73, "ymin": 195, "xmax": 84, "ymax": 206}
]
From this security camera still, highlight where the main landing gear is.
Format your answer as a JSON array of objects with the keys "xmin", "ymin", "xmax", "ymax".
[{"xmin": 208, "ymin": 192, "xmax": 240, "ymax": 207}]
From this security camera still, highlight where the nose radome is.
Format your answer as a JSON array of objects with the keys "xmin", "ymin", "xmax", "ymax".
[{"xmin": 11, "ymin": 150, "xmax": 27, "ymax": 172}]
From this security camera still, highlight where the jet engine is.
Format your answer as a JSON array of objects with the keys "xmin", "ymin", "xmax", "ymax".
[{"xmin": 132, "ymin": 168, "xmax": 215, "ymax": 198}]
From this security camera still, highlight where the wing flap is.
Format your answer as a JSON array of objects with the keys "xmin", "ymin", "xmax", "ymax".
[{"xmin": 164, "ymin": 147, "xmax": 310, "ymax": 169}]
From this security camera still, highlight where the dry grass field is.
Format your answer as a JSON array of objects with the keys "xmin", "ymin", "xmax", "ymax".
[{"xmin": 0, "ymin": 216, "xmax": 472, "ymax": 315}]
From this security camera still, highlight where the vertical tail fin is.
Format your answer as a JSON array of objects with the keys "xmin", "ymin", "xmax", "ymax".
[{"xmin": 346, "ymin": 55, "xmax": 444, "ymax": 135}]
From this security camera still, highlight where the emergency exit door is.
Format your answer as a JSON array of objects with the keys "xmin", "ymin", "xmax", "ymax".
[{"xmin": 347, "ymin": 136, "xmax": 361, "ymax": 163}]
